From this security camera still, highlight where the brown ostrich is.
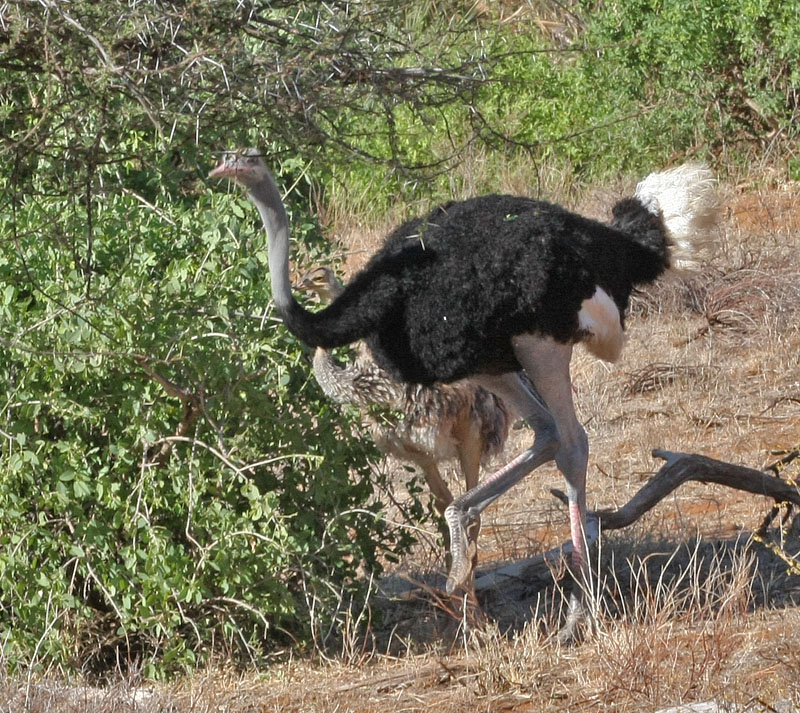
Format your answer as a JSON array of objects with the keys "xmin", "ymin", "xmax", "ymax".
[{"xmin": 297, "ymin": 265, "xmax": 519, "ymax": 577}]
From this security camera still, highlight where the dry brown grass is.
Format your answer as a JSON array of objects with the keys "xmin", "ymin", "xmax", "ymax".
[{"xmin": 4, "ymin": 176, "xmax": 800, "ymax": 713}]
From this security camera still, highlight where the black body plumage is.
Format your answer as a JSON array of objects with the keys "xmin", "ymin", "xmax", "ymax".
[{"xmin": 283, "ymin": 193, "xmax": 670, "ymax": 385}]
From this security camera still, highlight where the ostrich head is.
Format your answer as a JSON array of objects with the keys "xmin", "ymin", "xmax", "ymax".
[
  {"xmin": 208, "ymin": 148, "xmax": 268, "ymax": 186},
  {"xmin": 295, "ymin": 266, "xmax": 344, "ymax": 304}
]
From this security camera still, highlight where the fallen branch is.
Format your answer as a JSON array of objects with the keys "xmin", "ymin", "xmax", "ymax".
[
  {"xmin": 579, "ymin": 449, "xmax": 800, "ymax": 531},
  {"xmin": 476, "ymin": 449, "xmax": 799, "ymax": 592}
]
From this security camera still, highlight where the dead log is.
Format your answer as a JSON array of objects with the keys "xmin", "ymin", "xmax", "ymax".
[
  {"xmin": 476, "ymin": 449, "xmax": 799, "ymax": 593},
  {"xmin": 583, "ymin": 449, "xmax": 800, "ymax": 531}
]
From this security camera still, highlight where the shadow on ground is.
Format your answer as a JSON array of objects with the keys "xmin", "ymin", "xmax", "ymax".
[{"xmin": 372, "ymin": 518, "xmax": 800, "ymax": 651}]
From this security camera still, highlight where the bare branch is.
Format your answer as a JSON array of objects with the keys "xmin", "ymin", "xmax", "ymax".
[
  {"xmin": 136, "ymin": 356, "xmax": 201, "ymax": 467},
  {"xmin": 549, "ymin": 449, "xmax": 800, "ymax": 531}
]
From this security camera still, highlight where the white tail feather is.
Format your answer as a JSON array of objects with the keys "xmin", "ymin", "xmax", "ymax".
[{"xmin": 634, "ymin": 163, "xmax": 719, "ymax": 271}]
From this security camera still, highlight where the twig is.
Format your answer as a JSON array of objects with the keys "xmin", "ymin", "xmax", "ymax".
[{"xmin": 136, "ymin": 356, "xmax": 202, "ymax": 467}]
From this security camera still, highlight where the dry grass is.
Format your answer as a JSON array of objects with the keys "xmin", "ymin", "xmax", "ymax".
[{"xmin": 4, "ymin": 176, "xmax": 800, "ymax": 712}]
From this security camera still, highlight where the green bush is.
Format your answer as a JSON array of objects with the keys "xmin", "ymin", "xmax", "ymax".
[
  {"xmin": 332, "ymin": 0, "xmax": 800, "ymax": 208},
  {"xmin": 0, "ymin": 140, "xmax": 416, "ymax": 676},
  {"xmin": 580, "ymin": 0, "xmax": 799, "ymax": 158},
  {"xmin": 0, "ymin": 2, "xmax": 446, "ymax": 677}
]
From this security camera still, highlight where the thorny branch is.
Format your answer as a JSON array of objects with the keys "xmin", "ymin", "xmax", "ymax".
[{"xmin": 0, "ymin": 1, "xmax": 610, "ymax": 178}]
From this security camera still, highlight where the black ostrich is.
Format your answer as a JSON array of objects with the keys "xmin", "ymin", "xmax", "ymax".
[{"xmin": 209, "ymin": 150, "xmax": 716, "ymax": 639}]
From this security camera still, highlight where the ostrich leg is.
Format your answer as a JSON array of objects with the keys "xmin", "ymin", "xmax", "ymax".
[
  {"xmin": 444, "ymin": 371, "xmax": 559, "ymax": 591},
  {"xmin": 514, "ymin": 338, "xmax": 590, "ymax": 643},
  {"xmin": 445, "ymin": 339, "xmax": 593, "ymax": 641},
  {"xmin": 452, "ymin": 411, "xmax": 488, "ymax": 577}
]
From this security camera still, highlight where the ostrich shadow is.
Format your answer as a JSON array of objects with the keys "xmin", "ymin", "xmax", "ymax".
[{"xmin": 371, "ymin": 519, "xmax": 800, "ymax": 651}]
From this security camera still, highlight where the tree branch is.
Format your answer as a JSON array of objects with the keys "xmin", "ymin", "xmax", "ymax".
[
  {"xmin": 477, "ymin": 449, "xmax": 799, "ymax": 592},
  {"xmin": 136, "ymin": 356, "xmax": 201, "ymax": 467},
  {"xmin": 550, "ymin": 449, "xmax": 800, "ymax": 530},
  {"xmin": 549, "ymin": 449, "xmax": 800, "ymax": 531}
]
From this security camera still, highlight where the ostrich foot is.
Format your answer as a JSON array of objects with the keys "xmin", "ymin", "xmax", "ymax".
[
  {"xmin": 557, "ymin": 604, "xmax": 585, "ymax": 646},
  {"xmin": 444, "ymin": 504, "xmax": 479, "ymax": 594},
  {"xmin": 442, "ymin": 579, "xmax": 485, "ymax": 627},
  {"xmin": 557, "ymin": 593, "xmax": 594, "ymax": 646}
]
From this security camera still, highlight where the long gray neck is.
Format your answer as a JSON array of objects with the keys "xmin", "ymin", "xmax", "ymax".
[
  {"xmin": 244, "ymin": 170, "xmax": 381, "ymax": 350},
  {"xmin": 312, "ymin": 348, "xmax": 356, "ymax": 404},
  {"xmin": 248, "ymin": 173, "xmax": 296, "ymax": 315}
]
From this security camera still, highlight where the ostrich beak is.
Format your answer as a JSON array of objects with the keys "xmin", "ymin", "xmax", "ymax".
[{"xmin": 207, "ymin": 160, "xmax": 231, "ymax": 179}]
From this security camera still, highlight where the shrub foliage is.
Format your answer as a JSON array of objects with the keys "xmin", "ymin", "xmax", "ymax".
[{"xmin": 0, "ymin": 136, "xmax": 416, "ymax": 674}]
